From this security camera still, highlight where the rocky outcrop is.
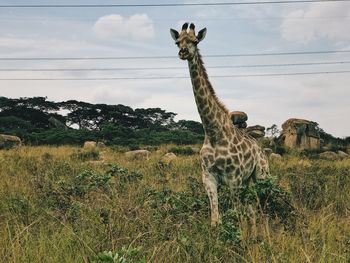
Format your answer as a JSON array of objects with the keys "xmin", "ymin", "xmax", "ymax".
[
  {"xmin": 270, "ymin": 153, "xmax": 282, "ymax": 160},
  {"xmin": 337, "ymin": 150, "xmax": 349, "ymax": 158},
  {"xmin": 280, "ymin": 118, "xmax": 320, "ymax": 150},
  {"xmin": 229, "ymin": 111, "xmax": 265, "ymax": 139},
  {"xmin": 264, "ymin": 148, "xmax": 273, "ymax": 157},
  {"xmin": 319, "ymin": 151, "xmax": 339, "ymax": 160},
  {"xmin": 0, "ymin": 134, "xmax": 22, "ymax": 149},
  {"xmin": 125, "ymin": 150, "xmax": 150, "ymax": 160},
  {"xmin": 162, "ymin": 152, "xmax": 177, "ymax": 163},
  {"xmin": 245, "ymin": 125, "xmax": 265, "ymax": 139},
  {"xmin": 230, "ymin": 111, "xmax": 247, "ymax": 129},
  {"xmin": 83, "ymin": 141, "xmax": 97, "ymax": 148}
]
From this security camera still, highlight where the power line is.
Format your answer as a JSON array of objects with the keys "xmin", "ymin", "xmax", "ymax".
[
  {"xmin": 1, "ymin": 60, "xmax": 350, "ymax": 72},
  {"xmin": 1, "ymin": 16, "xmax": 350, "ymax": 22},
  {"xmin": 1, "ymin": 70, "xmax": 350, "ymax": 80},
  {"xmin": 1, "ymin": 50, "xmax": 350, "ymax": 61},
  {"xmin": 1, "ymin": 0, "xmax": 350, "ymax": 8}
]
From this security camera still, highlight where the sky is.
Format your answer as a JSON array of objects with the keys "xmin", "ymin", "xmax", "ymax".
[{"xmin": 0, "ymin": 0, "xmax": 349, "ymax": 137}]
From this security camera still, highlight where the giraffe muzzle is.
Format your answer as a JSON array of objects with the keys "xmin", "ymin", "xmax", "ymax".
[{"xmin": 178, "ymin": 48, "xmax": 189, "ymax": 60}]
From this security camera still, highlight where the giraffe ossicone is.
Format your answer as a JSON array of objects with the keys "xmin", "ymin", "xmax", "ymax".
[{"xmin": 170, "ymin": 23, "xmax": 270, "ymax": 226}]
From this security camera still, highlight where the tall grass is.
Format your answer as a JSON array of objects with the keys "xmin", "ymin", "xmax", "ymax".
[{"xmin": 0, "ymin": 146, "xmax": 349, "ymax": 262}]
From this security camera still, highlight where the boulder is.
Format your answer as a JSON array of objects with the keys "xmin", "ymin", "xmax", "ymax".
[
  {"xmin": 319, "ymin": 151, "xmax": 338, "ymax": 160},
  {"xmin": 298, "ymin": 159, "xmax": 312, "ymax": 168},
  {"xmin": 230, "ymin": 111, "xmax": 248, "ymax": 128},
  {"xmin": 280, "ymin": 118, "xmax": 320, "ymax": 150},
  {"xmin": 0, "ymin": 134, "xmax": 21, "ymax": 149},
  {"xmin": 264, "ymin": 148, "xmax": 273, "ymax": 156},
  {"xmin": 83, "ymin": 141, "xmax": 97, "ymax": 148},
  {"xmin": 337, "ymin": 150, "xmax": 348, "ymax": 158},
  {"xmin": 125, "ymin": 150, "xmax": 150, "ymax": 160},
  {"xmin": 162, "ymin": 152, "xmax": 177, "ymax": 163},
  {"xmin": 245, "ymin": 125, "xmax": 265, "ymax": 139},
  {"xmin": 97, "ymin": 142, "xmax": 106, "ymax": 148},
  {"xmin": 270, "ymin": 153, "xmax": 282, "ymax": 160}
]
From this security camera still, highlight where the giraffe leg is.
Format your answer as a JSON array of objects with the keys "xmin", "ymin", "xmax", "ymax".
[{"xmin": 202, "ymin": 171, "xmax": 220, "ymax": 226}]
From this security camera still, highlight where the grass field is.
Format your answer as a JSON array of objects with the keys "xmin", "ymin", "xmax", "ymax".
[{"xmin": 0, "ymin": 146, "xmax": 349, "ymax": 262}]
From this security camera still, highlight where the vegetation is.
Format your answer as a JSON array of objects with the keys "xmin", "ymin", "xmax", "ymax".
[
  {"xmin": 0, "ymin": 96, "xmax": 204, "ymax": 146},
  {"xmin": 1, "ymin": 145, "xmax": 349, "ymax": 262}
]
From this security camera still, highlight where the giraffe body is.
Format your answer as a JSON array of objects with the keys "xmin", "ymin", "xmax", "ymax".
[{"xmin": 170, "ymin": 23, "xmax": 270, "ymax": 226}]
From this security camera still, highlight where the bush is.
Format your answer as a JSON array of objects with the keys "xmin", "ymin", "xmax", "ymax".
[
  {"xmin": 143, "ymin": 187, "xmax": 208, "ymax": 220},
  {"xmin": 169, "ymin": 146, "xmax": 196, "ymax": 155},
  {"xmin": 239, "ymin": 178, "xmax": 297, "ymax": 226},
  {"xmin": 218, "ymin": 209, "xmax": 241, "ymax": 245},
  {"xmin": 91, "ymin": 246, "xmax": 146, "ymax": 263}
]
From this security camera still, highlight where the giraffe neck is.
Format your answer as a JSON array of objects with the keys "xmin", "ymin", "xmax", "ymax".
[{"xmin": 188, "ymin": 51, "xmax": 232, "ymax": 141}]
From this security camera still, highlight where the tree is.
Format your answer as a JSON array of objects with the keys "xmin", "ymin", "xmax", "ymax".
[
  {"xmin": 173, "ymin": 120, "xmax": 204, "ymax": 135},
  {"xmin": 266, "ymin": 124, "xmax": 280, "ymax": 138}
]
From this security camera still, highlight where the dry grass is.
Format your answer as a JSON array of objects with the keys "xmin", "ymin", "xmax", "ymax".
[{"xmin": 0, "ymin": 145, "xmax": 349, "ymax": 262}]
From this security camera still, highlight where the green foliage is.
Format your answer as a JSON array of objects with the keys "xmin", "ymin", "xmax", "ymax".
[
  {"xmin": 240, "ymin": 178, "xmax": 297, "ymax": 226},
  {"xmin": 91, "ymin": 246, "xmax": 146, "ymax": 263},
  {"xmin": 106, "ymin": 164, "xmax": 143, "ymax": 190},
  {"xmin": 218, "ymin": 209, "xmax": 241, "ymax": 245},
  {"xmin": 169, "ymin": 146, "xmax": 196, "ymax": 155},
  {"xmin": 0, "ymin": 96, "xmax": 204, "ymax": 146},
  {"xmin": 5, "ymin": 195, "xmax": 31, "ymax": 225},
  {"xmin": 143, "ymin": 186, "xmax": 208, "ymax": 220}
]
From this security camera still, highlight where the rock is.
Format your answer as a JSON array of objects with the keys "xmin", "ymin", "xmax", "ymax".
[
  {"xmin": 246, "ymin": 125, "xmax": 266, "ymax": 139},
  {"xmin": 97, "ymin": 142, "xmax": 106, "ymax": 148},
  {"xmin": 270, "ymin": 153, "xmax": 282, "ymax": 160},
  {"xmin": 298, "ymin": 159, "xmax": 312, "ymax": 168},
  {"xmin": 125, "ymin": 150, "xmax": 150, "ymax": 160},
  {"xmin": 0, "ymin": 134, "xmax": 22, "ymax": 149},
  {"xmin": 337, "ymin": 150, "xmax": 348, "ymax": 158},
  {"xmin": 84, "ymin": 141, "xmax": 97, "ymax": 148},
  {"xmin": 319, "ymin": 151, "xmax": 338, "ymax": 160},
  {"xmin": 230, "ymin": 111, "xmax": 248, "ymax": 128},
  {"xmin": 162, "ymin": 152, "xmax": 177, "ymax": 163},
  {"xmin": 264, "ymin": 148, "xmax": 273, "ymax": 156},
  {"xmin": 280, "ymin": 118, "xmax": 320, "ymax": 150}
]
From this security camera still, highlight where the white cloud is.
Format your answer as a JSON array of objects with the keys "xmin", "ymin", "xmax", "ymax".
[
  {"xmin": 280, "ymin": 3, "xmax": 350, "ymax": 45},
  {"xmin": 93, "ymin": 14, "xmax": 155, "ymax": 40}
]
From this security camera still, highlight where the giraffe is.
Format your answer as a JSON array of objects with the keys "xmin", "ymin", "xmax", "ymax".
[{"xmin": 170, "ymin": 23, "xmax": 270, "ymax": 226}]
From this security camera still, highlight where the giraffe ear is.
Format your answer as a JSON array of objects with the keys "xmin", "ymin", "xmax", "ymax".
[
  {"xmin": 170, "ymin": 29, "xmax": 179, "ymax": 41},
  {"xmin": 197, "ymin": 28, "xmax": 207, "ymax": 42}
]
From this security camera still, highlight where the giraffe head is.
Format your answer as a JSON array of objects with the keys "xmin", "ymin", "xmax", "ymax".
[{"xmin": 170, "ymin": 23, "xmax": 207, "ymax": 60}]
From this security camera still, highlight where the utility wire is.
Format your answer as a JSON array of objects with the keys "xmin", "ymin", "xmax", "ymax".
[
  {"xmin": 1, "ymin": 50, "xmax": 350, "ymax": 61},
  {"xmin": 1, "ymin": 61, "xmax": 350, "ymax": 71},
  {"xmin": 1, "ymin": 16, "xmax": 350, "ymax": 21},
  {"xmin": 1, "ymin": 70, "xmax": 350, "ymax": 80},
  {"xmin": 1, "ymin": 0, "xmax": 350, "ymax": 8}
]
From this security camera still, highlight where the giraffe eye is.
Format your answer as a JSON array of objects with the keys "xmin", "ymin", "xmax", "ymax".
[{"xmin": 175, "ymin": 41, "xmax": 180, "ymax": 46}]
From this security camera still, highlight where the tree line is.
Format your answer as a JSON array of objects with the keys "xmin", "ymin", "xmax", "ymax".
[{"xmin": 0, "ymin": 97, "xmax": 204, "ymax": 146}]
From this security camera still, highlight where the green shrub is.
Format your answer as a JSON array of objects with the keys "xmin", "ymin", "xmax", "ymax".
[
  {"xmin": 218, "ymin": 209, "xmax": 241, "ymax": 245},
  {"xmin": 169, "ymin": 146, "xmax": 196, "ymax": 155},
  {"xmin": 91, "ymin": 246, "xmax": 146, "ymax": 263},
  {"xmin": 143, "ymin": 187, "xmax": 208, "ymax": 220},
  {"xmin": 239, "ymin": 178, "xmax": 297, "ymax": 226}
]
